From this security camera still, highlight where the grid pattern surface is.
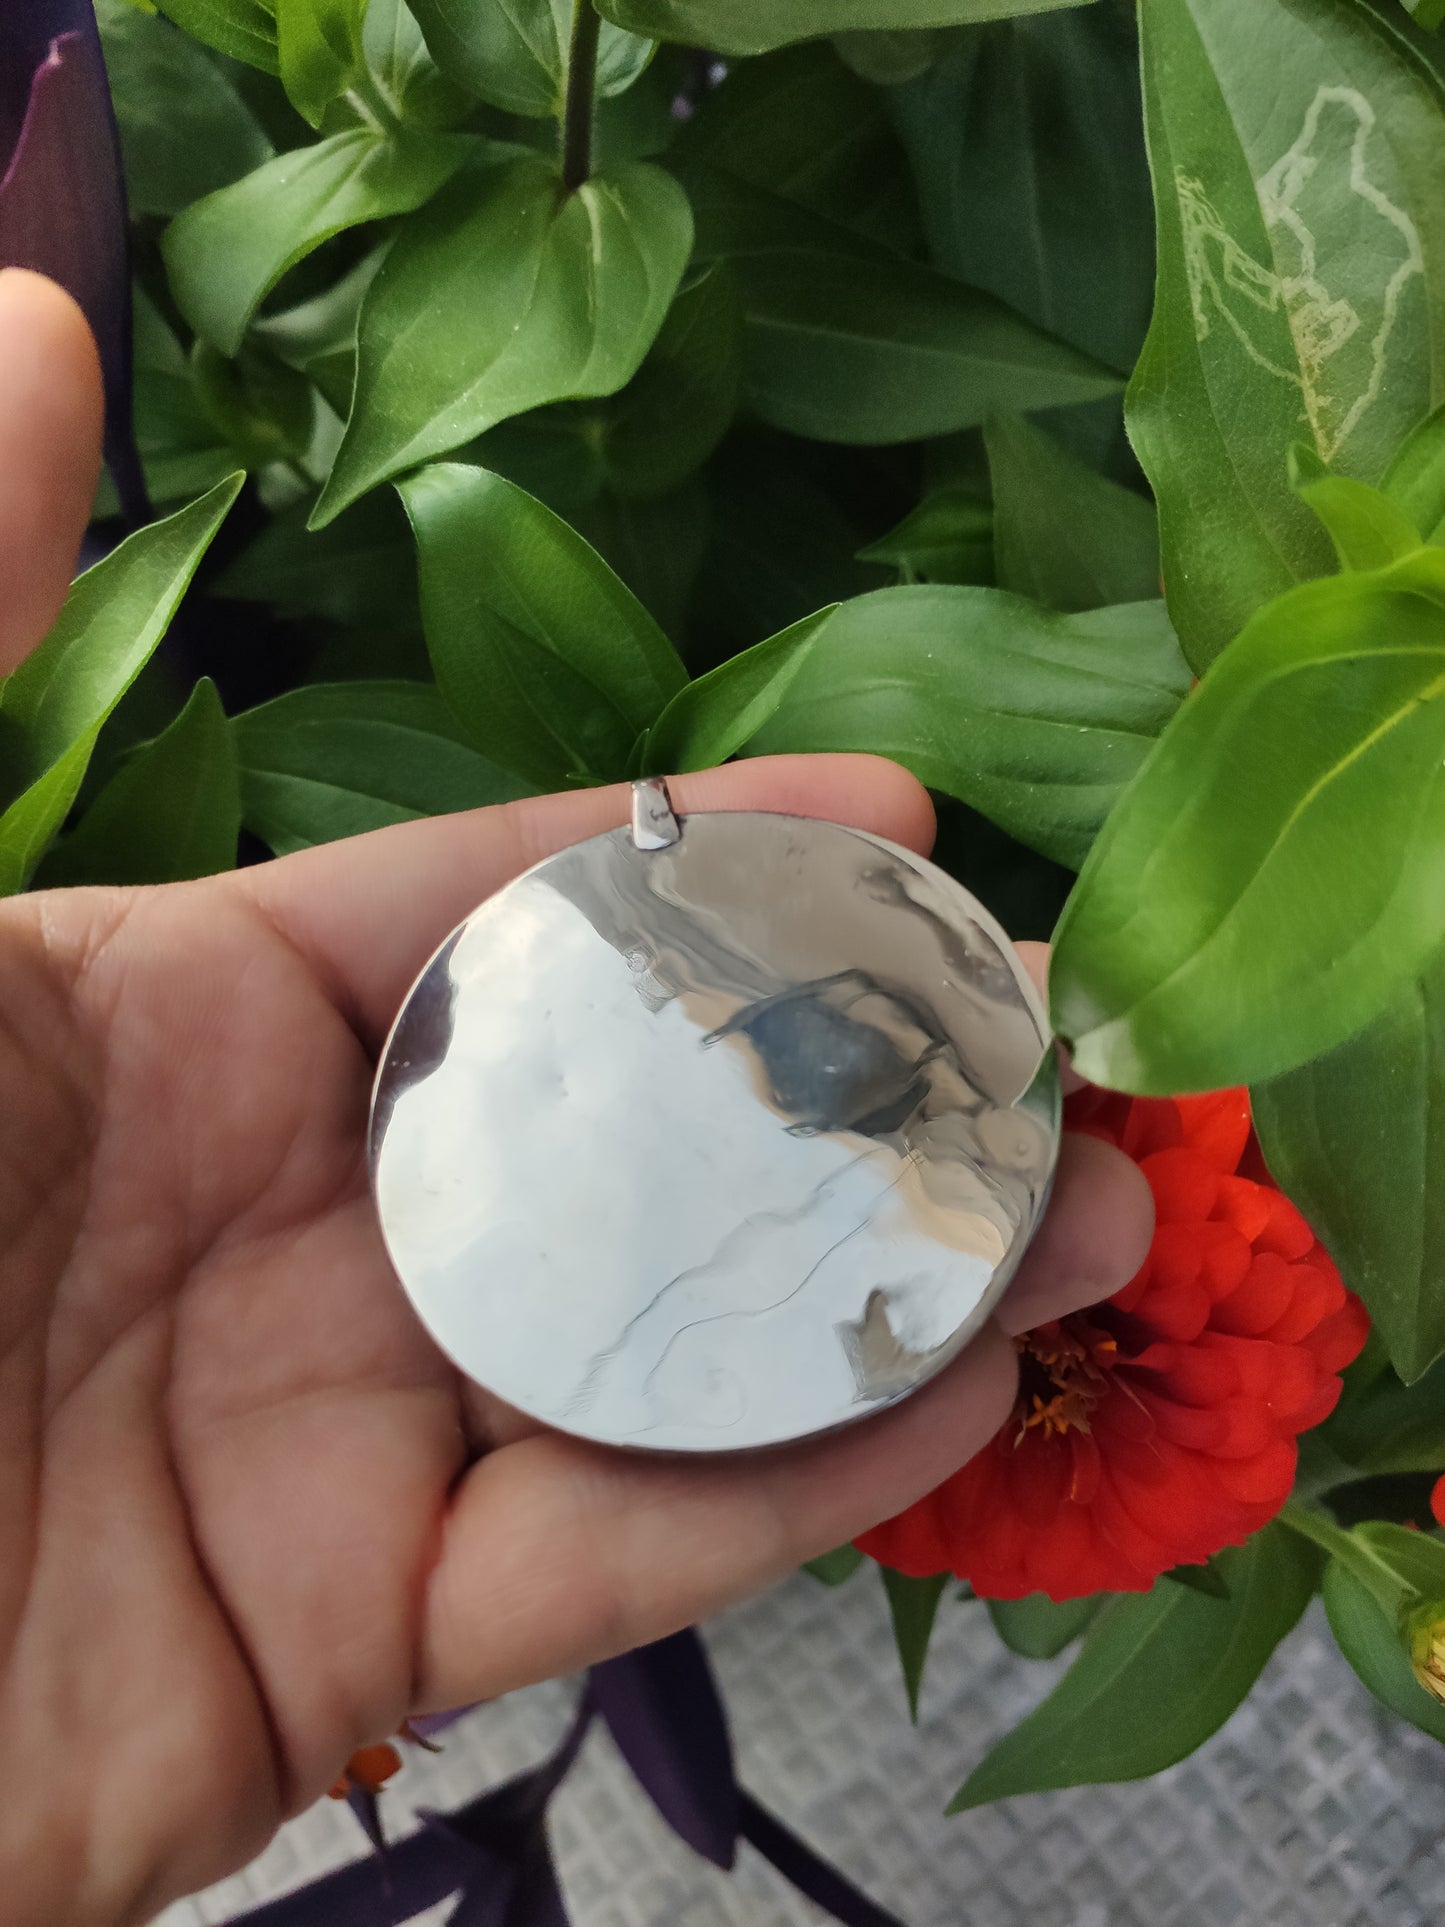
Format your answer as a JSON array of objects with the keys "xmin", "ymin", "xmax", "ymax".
[{"xmin": 158, "ymin": 1577, "xmax": 1445, "ymax": 1927}]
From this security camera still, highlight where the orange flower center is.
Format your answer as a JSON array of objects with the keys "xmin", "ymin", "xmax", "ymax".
[{"xmin": 1013, "ymin": 1318, "xmax": 1118, "ymax": 1442}]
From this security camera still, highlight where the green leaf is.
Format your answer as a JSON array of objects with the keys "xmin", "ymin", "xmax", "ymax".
[
  {"xmin": 595, "ymin": 0, "xmax": 1093, "ymax": 57},
  {"xmin": 881, "ymin": 1569, "xmax": 949, "ymax": 1723},
  {"xmin": 218, "ymin": 490, "xmax": 421, "ymax": 633},
  {"xmin": 0, "ymin": 477, "xmax": 242, "ymax": 894},
  {"xmin": 688, "ymin": 431, "xmax": 891, "ymax": 653},
  {"xmin": 986, "ymin": 1592, "xmax": 1102, "ymax": 1661},
  {"xmin": 164, "ymin": 125, "xmax": 473, "ymax": 357},
  {"xmin": 1130, "ymin": 0, "xmax": 1445, "ymax": 672},
  {"xmin": 566, "ymin": 481, "xmax": 708, "ymax": 640},
  {"xmin": 153, "ymin": 0, "xmax": 280, "ymax": 71},
  {"xmin": 252, "ymin": 249, "xmax": 385, "ymax": 415},
  {"xmin": 408, "ymin": 0, "xmax": 651, "ymax": 117},
  {"xmin": 1289, "ymin": 443, "xmax": 1422, "ymax": 572},
  {"xmin": 644, "ymin": 606, "xmax": 835, "ymax": 774},
  {"xmin": 0, "ymin": 742, "xmax": 106, "ymax": 902},
  {"xmin": 314, "ymin": 154, "xmax": 692, "ymax": 524},
  {"xmin": 1165, "ymin": 1557, "xmax": 1232, "ymax": 1600},
  {"xmin": 1053, "ymin": 550, "xmax": 1445, "ymax": 1092},
  {"xmin": 857, "ymin": 488, "xmax": 993, "ymax": 586},
  {"xmin": 234, "ymin": 678, "xmax": 533, "ymax": 853},
  {"xmin": 681, "ymin": 166, "xmax": 1120, "ymax": 446},
  {"xmin": 985, "ymin": 415, "xmax": 1159, "ymax": 613},
  {"xmin": 1351, "ymin": 1519, "xmax": 1445, "ymax": 1600},
  {"xmin": 831, "ymin": 27, "xmax": 939, "ymax": 85},
  {"xmin": 1323, "ymin": 1553, "xmax": 1445, "ymax": 1744},
  {"xmin": 190, "ymin": 340, "xmax": 317, "ymax": 470},
  {"xmin": 357, "ymin": 0, "xmax": 470, "ymax": 126},
  {"xmin": 96, "ymin": 0, "xmax": 275, "ymax": 216},
  {"xmin": 399, "ymin": 464, "xmax": 686, "ymax": 787},
  {"xmin": 1305, "ymin": 1513, "xmax": 1445, "ymax": 1742},
  {"xmin": 1253, "ymin": 944, "xmax": 1445, "ymax": 1384},
  {"xmin": 803, "ymin": 1544, "xmax": 866, "ymax": 1586},
  {"xmin": 111, "ymin": 287, "xmax": 236, "ymax": 515},
  {"xmin": 1384, "ymin": 402, "xmax": 1445, "ymax": 544},
  {"xmin": 890, "ymin": 5, "xmax": 1153, "ymax": 375},
  {"xmin": 592, "ymin": 266, "xmax": 743, "ymax": 500},
  {"xmin": 275, "ymin": 0, "xmax": 368, "ymax": 123},
  {"xmin": 1320, "ymin": 1351, "xmax": 1445, "ymax": 1472},
  {"xmin": 39, "ymin": 680, "xmax": 240, "ymax": 887},
  {"xmin": 746, "ymin": 587, "xmax": 1190, "ymax": 871},
  {"xmin": 950, "ymin": 1527, "xmax": 1319, "ymax": 1810},
  {"xmin": 463, "ymin": 411, "xmax": 711, "ymax": 633},
  {"xmin": 673, "ymin": 41, "xmax": 920, "ymax": 247}
]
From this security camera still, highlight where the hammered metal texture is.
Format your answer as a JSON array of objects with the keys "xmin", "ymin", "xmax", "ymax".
[{"xmin": 158, "ymin": 1573, "xmax": 1445, "ymax": 1927}]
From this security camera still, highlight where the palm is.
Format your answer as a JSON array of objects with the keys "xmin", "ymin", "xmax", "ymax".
[
  {"xmin": 0, "ymin": 276, "xmax": 1153, "ymax": 1925},
  {"xmin": 3, "ymin": 880, "xmax": 461, "ymax": 1919}
]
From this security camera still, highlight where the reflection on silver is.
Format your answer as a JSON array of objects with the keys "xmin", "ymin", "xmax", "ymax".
[
  {"xmin": 370, "ymin": 797, "xmax": 1060, "ymax": 1454},
  {"xmin": 630, "ymin": 774, "xmax": 681, "ymax": 850}
]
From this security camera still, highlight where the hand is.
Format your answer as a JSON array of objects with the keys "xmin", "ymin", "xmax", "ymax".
[{"xmin": 0, "ymin": 271, "xmax": 1154, "ymax": 1926}]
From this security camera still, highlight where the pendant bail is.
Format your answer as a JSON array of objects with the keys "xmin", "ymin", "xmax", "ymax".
[{"xmin": 631, "ymin": 775, "xmax": 681, "ymax": 851}]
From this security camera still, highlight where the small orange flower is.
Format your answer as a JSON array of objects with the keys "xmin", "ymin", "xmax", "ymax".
[{"xmin": 327, "ymin": 1742, "xmax": 402, "ymax": 1800}]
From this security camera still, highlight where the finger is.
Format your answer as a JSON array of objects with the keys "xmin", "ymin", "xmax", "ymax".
[
  {"xmin": 1015, "ymin": 939, "xmax": 1087, "ymax": 1095},
  {"xmin": 0, "ymin": 269, "xmax": 104, "ymax": 673},
  {"xmin": 238, "ymin": 754, "xmax": 936, "ymax": 1049},
  {"xmin": 415, "ymin": 1319, "xmax": 1018, "ymax": 1712},
  {"xmin": 993, "ymin": 1131, "xmax": 1154, "ymax": 1335}
]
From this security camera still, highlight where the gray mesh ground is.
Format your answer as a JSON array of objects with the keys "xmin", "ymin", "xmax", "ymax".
[{"xmin": 157, "ymin": 1574, "xmax": 1445, "ymax": 1927}]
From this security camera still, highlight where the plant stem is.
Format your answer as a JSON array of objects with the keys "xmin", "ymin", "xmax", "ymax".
[
  {"xmin": 1278, "ymin": 1499, "xmax": 1410, "ymax": 1614},
  {"xmin": 561, "ymin": 0, "xmax": 602, "ymax": 191}
]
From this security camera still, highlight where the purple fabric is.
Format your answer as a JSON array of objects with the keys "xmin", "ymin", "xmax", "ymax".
[
  {"xmin": 224, "ymin": 1632, "xmax": 905, "ymax": 1927},
  {"xmin": 0, "ymin": 9, "xmax": 145, "ymax": 521}
]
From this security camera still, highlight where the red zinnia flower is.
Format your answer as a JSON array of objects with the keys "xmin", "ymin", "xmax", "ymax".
[{"xmin": 858, "ymin": 1087, "xmax": 1369, "ymax": 1601}]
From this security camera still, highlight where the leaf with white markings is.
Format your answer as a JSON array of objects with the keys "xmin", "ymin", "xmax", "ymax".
[{"xmin": 1130, "ymin": 0, "xmax": 1445, "ymax": 670}]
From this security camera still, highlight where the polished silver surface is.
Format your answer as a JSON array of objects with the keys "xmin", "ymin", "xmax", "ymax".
[
  {"xmin": 630, "ymin": 774, "xmax": 681, "ymax": 850},
  {"xmin": 370, "ymin": 800, "xmax": 1060, "ymax": 1453}
]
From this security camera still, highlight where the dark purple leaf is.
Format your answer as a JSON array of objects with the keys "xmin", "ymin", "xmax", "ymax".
[
  {"xmin": 222, "ymin": 1822, "xmax": 480, "ymax": 1926},
  {"xmin": 225, "ymin": 1671, "xmax": 899, "ymax": 1927},
  {"xmin": 588, "ymin": 1630, "xmax": 738, "ymax": 1870},
  {"xmin": 0, "ymin": 0, "xmax": 89, "ymax": 153},
  {"xmin": 443, "ymin": 1690, "xmax": 594, "ymax": 1854},
  {"xmin": 406, "ymin": 1705, "xmax": 476, "ymax": 1743},
  {"xmin": 0, "ymin": 9, "xmax": 145, "ymax": 521},
  {"xmin": 500, "ymin": 1837, "xmax": 571, "ymax": 1927},
  {"xmin": 440, "ymin": 1830, "xmax": 570, "ymax": 1927},
  {"xmin": 343, "ymin": 1783, "xmax": 387, "ymax": 1860},
  {"xmin": 738, "ymin": 1791, "xmax": 905, "ymax": 1927},
  {"xmin": 415, "ymin": 1816, "xmax": 520, "ymax": 1927}
]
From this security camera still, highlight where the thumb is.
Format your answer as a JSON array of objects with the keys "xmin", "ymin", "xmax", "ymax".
[{"xmin": 0, "ymin": 268, "xmax": 104, "ymax": 675}]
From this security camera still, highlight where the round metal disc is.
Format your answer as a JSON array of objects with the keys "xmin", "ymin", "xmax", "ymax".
[{"xmin": 370, "ymin": 808, "xmax": 1059, "ymax": 1454}]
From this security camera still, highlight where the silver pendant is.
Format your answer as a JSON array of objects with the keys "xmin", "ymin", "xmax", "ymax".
[{"xmin": 370, "ymin": 779, "xmax": 1060, "ymax": 1454}]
